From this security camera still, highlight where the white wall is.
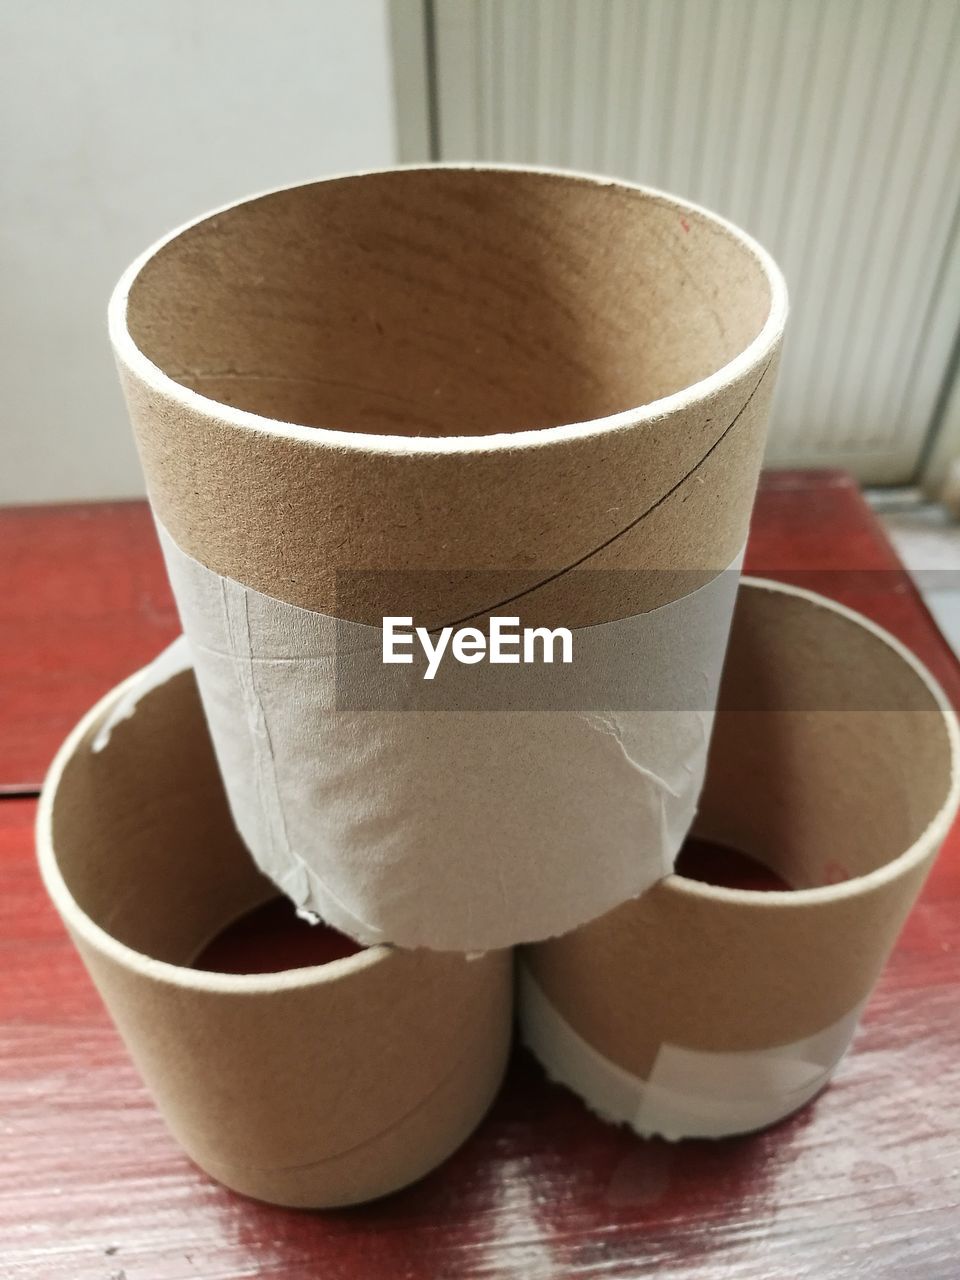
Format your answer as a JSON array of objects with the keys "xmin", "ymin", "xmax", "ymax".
[
  {"xmin": 428, "ymin": 0, "xmax": 960, "ymax": 485},
  {"xmin": 1, "ymin": 0, "xmax": 397, "ymax": 504}
]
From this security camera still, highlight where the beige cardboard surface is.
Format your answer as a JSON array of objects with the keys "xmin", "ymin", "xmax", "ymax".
[
  {"xmin": 157, "ymin": 524, "xmax": 743, "ymax": 950},
  {"xmin": 522, "ymin": 578, "xmax": 960, "ymax": 1137},
  {"xmin": 110, "ymin": 166, "xmax": 787, "ymax": 628},
  {"xmin": 36, "ymin": 662, "xmax": 513, "ymax": 1208}
]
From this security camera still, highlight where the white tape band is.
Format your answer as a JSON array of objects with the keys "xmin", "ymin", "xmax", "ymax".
[
  {"xmin": 519, "ymin": 965, "xmax": 864, "ymax": 1140},
  {"xmin": 156, "ymin": 520, "xmax": 743, "ymax": 951}
]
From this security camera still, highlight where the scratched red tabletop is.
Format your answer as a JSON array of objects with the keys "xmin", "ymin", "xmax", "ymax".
[{"xmin": 2, "ymin": 470, "xmax": 959, "ymax": 1278}]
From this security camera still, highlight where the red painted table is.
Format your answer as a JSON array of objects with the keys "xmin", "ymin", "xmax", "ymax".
[{"xmin": 2, "ymin": 471, "xmax": 959, "ymax": 1278}]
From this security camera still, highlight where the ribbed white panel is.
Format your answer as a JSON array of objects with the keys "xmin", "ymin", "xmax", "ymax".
[{"xmin": 431, "ymin": 0, "xmax": 960, "ymax": 482}]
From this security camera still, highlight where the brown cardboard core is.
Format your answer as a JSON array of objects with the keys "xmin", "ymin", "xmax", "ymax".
[
  {"xmin": 523, "ymin": 582, "xmax": 958, "ymax": 1061},
  {"xmin": 691, "ymin": 587, "xmax": 953, "ymax": 889},
  {"xmin": 42, "ymin": 664, "xmax": 515, "ymax": 1209},
  {"xmin": 125, "ymin": 169, "xmax": 772, "ymax": 437},
  {"xmin": 49, "ymin": 670, "xmax": 289, "ymax": 966}
]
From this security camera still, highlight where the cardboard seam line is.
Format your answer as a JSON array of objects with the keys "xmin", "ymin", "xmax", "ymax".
[
  {"xmin": 220, "ymin": 575, "xmax": 287, "ymax": 878},
  {"xmin": 444, "ymin": 357, "xmax": 773, "ymax": 631},
  {"xmin": 223, "ymin": 571, "xmax": 380, "ymax": 936},
  {"xmin": 180, "ymin": 994, "xmax": 506, "ymax": 1176}
]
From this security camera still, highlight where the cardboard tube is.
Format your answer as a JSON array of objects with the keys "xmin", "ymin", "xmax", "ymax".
[
  {"xmin": 108, "ymin": 166, "xmax": 787, "ymax": 951},
  {"xmin": 521, "ymin": 578, "xmax": 960, "ymax": 1139},
  {"xmin": 36, "ymin": 654, "xmax": 513, "ymax": 1208},
  {"xmin": 109, "ymin": 165, "xmax": 787, "ymax": 627}
]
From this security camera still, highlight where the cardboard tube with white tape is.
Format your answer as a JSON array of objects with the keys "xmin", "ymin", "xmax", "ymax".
[
  {"xmin": 36, "ymin": 645, "xmax": 513, "ymax": 1208},
  {"xmin": 109, "ymin": 166, "xmax": 787, "ymax": 951},
  {"xmin": 520, "ymin": 578, "xmax": 960, "ymax": 1139}
]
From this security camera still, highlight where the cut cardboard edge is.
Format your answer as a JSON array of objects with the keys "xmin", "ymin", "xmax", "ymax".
[{"xmin": 108, "ymin": 162, "xmax": 788, "ymax": 458}]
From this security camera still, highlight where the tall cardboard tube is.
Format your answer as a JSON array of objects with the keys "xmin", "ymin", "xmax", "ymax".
[
  {"xmin": 36, "ymin": 660, "xmax": 513, "ymax": 1208},
  {"xmin": 107, "ymin": 166, "xmax": 788, "ymax": 952},
  {"xmin": 521, "ymin": 578, "xmax": 960, "ymax": 1139}
]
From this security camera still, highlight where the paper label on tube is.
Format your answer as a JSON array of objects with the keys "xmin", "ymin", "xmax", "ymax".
[
  {"xmin": 157, "ymin": 520, "xmax": 743, "ymax": 951},
  {"xmin": 519, "ymin": 965, "xmax": 863, "ymax": 1139}
]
